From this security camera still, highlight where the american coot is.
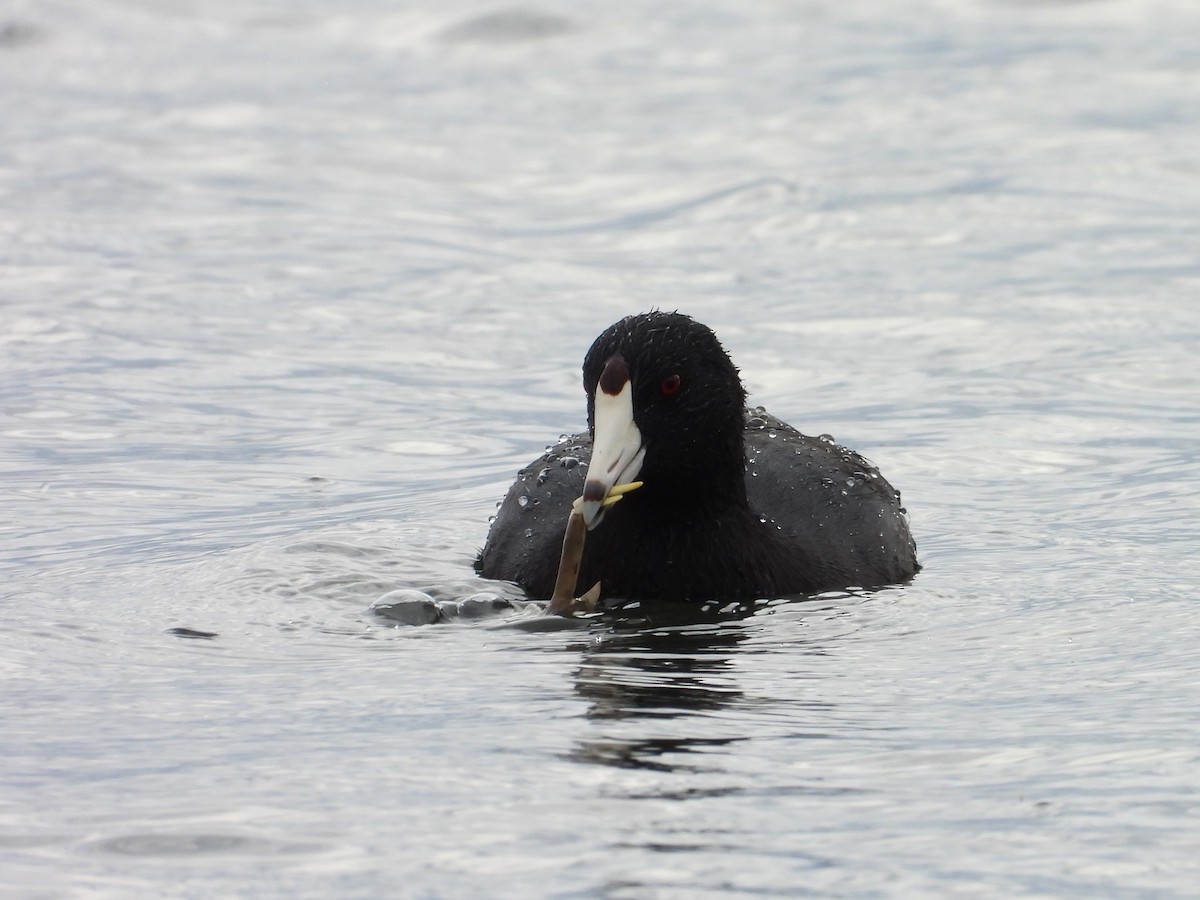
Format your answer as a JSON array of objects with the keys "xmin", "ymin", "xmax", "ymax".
[{"xmin": 475, "ymin": 311, "xmax": 919, "ymax": 602}]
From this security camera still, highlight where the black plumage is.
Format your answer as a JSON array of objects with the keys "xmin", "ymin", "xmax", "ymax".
[{"xmin": 476, "ymin": 311, "xmax": 918, "ymax": 602}]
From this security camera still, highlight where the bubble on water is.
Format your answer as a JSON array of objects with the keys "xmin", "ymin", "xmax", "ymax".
[
  {"xmin": 517, "ymin": 495, "xmax": 530, "ymax": 508},
  {"xmin": 369, "ymin": 590, "xmax": 443, "ymax": 626},
  {"xmin": 456, "ymin": 592, "xmax": 514, "ymax": 619}
]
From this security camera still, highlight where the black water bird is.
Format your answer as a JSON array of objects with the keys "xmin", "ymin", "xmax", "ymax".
[{"xmin": 475, "ymin": 312, "xmax": 918, "ymax": 602}]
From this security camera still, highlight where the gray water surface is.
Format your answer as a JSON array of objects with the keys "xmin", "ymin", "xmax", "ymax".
[{"xmin": 4, "ymin": 0, "xmax": 1200, "ymax": 896}]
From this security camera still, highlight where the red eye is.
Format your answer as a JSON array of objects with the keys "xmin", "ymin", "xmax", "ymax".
[{"xmin": 659, "ymin": 374, "xmax": 681, "ymax": 396}]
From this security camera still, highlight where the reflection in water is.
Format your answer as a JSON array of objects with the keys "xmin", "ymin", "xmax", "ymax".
[
  {"xmin": 569, "ymin": 600, "xmax": 832, "ymax": 773},
  {"xmin": 566, "ymin": 600, "xmax": 859, "ymax": 777},
  {"xmin": 568, "ymin": 737, "xmax": 744, "ymax": 774},
  {"xmin": 575, "ymin": 621, "xmax": 750, "ymax": 720}
]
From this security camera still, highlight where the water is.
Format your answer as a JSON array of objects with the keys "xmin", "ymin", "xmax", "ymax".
[{"xmin": 3, "ymin": 0, "xmax": 1199, "ymax": 895}]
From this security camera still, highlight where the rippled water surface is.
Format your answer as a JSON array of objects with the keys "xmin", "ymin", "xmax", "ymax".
[{"xmin": 4, "ymin": 0, "xmax": 1199, "ymax": 895}]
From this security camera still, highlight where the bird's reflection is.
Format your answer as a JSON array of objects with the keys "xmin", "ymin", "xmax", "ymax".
[
  {"xmin": 576, "ymin": 619, "xmax": 750, "ymax": 719},
  {"xmin": 568, "ymin": 599, "xmax": 763, "ymax": 772}
]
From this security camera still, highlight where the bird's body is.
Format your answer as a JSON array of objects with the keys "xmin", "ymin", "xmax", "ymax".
[{"xmin": 475, "ymin": 312, "xmax": 918, "ymax": 603}]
